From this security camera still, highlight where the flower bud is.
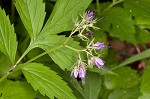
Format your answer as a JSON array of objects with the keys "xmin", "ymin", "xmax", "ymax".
[{"xmin": 86, "ymin": 32, "xmax": 93, "ymax": 38}]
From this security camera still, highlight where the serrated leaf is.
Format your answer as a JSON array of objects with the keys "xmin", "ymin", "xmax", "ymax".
[
  {"xmin": 22, "ymin": 63, "xmax": 76, "ymax": 99},
  {"xmin": 83, "ymin": 72, "xmax": 102, "ymax": 99},
  {"xmin": 124, "ymin": 0, "xmax": 150, "ymax": 24},
  {"xmin": 0, "ymin": 8, "xmax": 17, "ymax": 64},
  {"xmin": 102, "ymin": 7, "xmax": 136, "ymax": 43},
  {"xmin": 41, "ymin": 0, "xmax": 92, "ymax": 35},
  {"xmin": 15, "ymin": 0, "xmax": 46, "ymax": 40},
  {"xmin": 108, "ymin": 87, "xmax": 139, "ymax": 99},
  {"xmin": 104, "ymin": 67, "xmax": 139, "ymax": 89},
  {"xmin": 37, "ymin": 35, "xmax": 81, "ymax": 70},
  {"xmin": 0, "ymin": 80, "xmax": 36, "ymax": 99}
]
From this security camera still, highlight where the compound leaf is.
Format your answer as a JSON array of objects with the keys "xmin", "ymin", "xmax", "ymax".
[
  {"xmin": 22, "ymin": 63, "xmax": 76, "ymax": 99},
  {"xmin": 0, "ymin": 8, "xmax": 17, "ymax": 64}
]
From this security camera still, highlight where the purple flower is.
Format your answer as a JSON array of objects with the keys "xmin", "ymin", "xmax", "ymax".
[
  {"xmin": 94, "ymin": 57, "xmax": 105, "ymax": 69},
  {"xmin": 79, "ymin": 66, "xmax": 86, "ymax": 78},
  {"xmin": 88, "ymin": 57, "xmax": 105, "ymax": 69},
  {"xmin": 92, "ymin": 42, "xmax": 105, "ymax": 50},
  {"xmin": 73, "ymin": 67, "xmax": 79, "ymax": 78},
  {"xmin": 71, "ymin": 62, "xmax": 86, "ymax": 79},
  {"xmin": 86, "ymin": 11, "xmax": 94, "ymax": 21},
  {"xmin": 86, "ymin": 32, "xmax": 93, "ymax": 38}
]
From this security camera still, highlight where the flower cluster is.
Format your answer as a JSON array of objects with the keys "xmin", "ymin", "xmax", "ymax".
[
  {"xmin": 71, "ymin": 60, "xmax": 86, "ymax": 84},
  {"xmin": 73, "ymin": 11, "xmax": 99, "ymax": 41},
  {"xmin": 71, "ymin": 11, "xmax": 107, "ymax": 85}
]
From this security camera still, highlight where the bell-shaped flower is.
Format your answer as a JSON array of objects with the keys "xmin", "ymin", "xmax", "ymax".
[
  {"xmin": 79, "ymin": 65, "xmax": 86, "ymax": 78},
  {"xmin": 88, "ymin": 56, "xmax": 105, "ymax": 69},
  {"xmin": 92, "ymin": 42, "xmax": 105, "ymax": 50},
  {"xmin": 94, "ymin": 57, "xmax": 105, "ymax": 69}
]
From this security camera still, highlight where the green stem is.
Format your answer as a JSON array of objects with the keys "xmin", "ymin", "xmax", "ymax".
[
  {"xmin": 13, "ymin": 45, "xmax": 63, "ymax": 73},
  {"xmin": 0, "ymin": 43, "xmax": 34, "ymax": 83},
  {"xmin": 25, "ymin": 45, "xmax": 63, "ymax": 64},
  {"xmin": 65, "ymin": 45, "xmax": 79, "ymax": 52},
  {"xmin": 0, "ymin": 44, "xmax": 63, "ymax": 83},
  {"xmin": 8, "ymin": 43, "xmax": 35, "ymax": 73},
  {"xmin": 16, "ymin": 43, "xmax": 34, "ymax": 65},
  {"xmin": 102, "ymin": 0, "xmax": 124, "ymax": 13},
  {"xmin": 0, "ymin": 73, "xmax": 9, "ymax": 83},
  {"xmin": 64, "ymin": 28, "xmax": 78, "ymax": 44}
]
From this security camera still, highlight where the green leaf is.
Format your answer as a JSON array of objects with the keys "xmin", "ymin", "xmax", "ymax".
[
  {"xmin": 140, "ymin": 65, "xmax": 150, "ymax": 94},
  {"xmin": 139, "ymin": 65, "xmax": 150, "ymax": 98},
  {"xmin": 0, "ymin": 80, "xmax": 36, "ymax": 99},
  {"xmin": 22, "ymin": 63, "xmax": 76, "ymax": 99},
  {"xmin": 102, "ymin": 7, "xmax": 136, "ymax": 43},
  {"xmin": 41, "ymin": 0, "xmax": 92, "ymax": 35},
  {"xmin": 0, "ymin": 8, "xmax": 18, "ymax": 64},
  {"xmin": 15, "ymin": 0, "xmax": 46, "ymax": 40},
  {"xmin": 0, "ymin": 52, "xmax": 12, "ymax": 76},
  {"xmin": 135, "ymin": 26, "xmax": 150, "ymax": 44},
  {"xmin": 111, "ymin": 48, "xmax": 150, "ymax": 70},
  {"xmin": 83, "ymin": 72, "xmax": 102, "ymax": 99},
  {"xmin": 37, "ymin": 35, "xmax": 81, "ymax": 70},
  {"xmin": 104, "ymin": 67, "xmax": 139, "ymax": 89},
  {"xmin": 108, "ymin": 87, "xmax": 139, "ymax": 99},
  {"xmin": 124, "ymin": 0, "xmax": 150, "ymax": 24}
]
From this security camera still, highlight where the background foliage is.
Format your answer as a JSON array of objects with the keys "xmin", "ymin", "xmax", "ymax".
[{"xmin": 0, "ymin": 0, "xmax": 150, "ymax": 98}]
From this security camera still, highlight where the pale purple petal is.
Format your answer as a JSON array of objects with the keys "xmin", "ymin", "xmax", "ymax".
[
  {"xmin": 87, "ymin": 12, "xmax": 94, "ymax": 17},
  {"xmin": 86, "ymin": 12, "xmax": 94, "ymax": 21},
  {"xmin": 95, "ymin": 57, "xmax": 105, "ymax": 69},
  {"xmin": 79, "ymin": 66, "xmax": 86, "ymax": 78},
  {"xmin": 73, "ymin": 69, "xmax": 79, "ymax": 78},
  {"xmin": 93, "ymin": 42, "xmax": 105, "ymax": 50}
]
